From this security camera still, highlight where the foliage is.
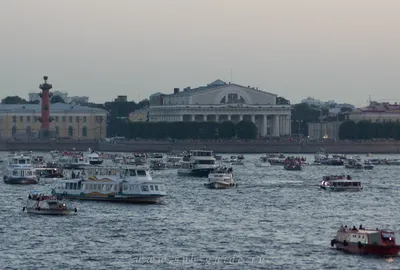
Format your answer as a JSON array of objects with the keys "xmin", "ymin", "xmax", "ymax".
[
  {"xmin": 51, "ymin": 95, "xmax": 65, "ymax": 103},
  {"xmin": 2, "ymin": 96, "xmax": 28, "ymax": 104},
  {"xmin": 276, "ymin": 96, "xmax": 290, "ymax": 105},
  {"xmin": 339, "ymin": 120, "xmax": 400, "ymax": 140},
  {"xmin": 109, "ymin": 121, "xmax": 258, "ymax": 140}
]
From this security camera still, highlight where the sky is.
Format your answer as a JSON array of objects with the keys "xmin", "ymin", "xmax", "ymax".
[{"xmin": 1, "ymin": 0, "xmax": 399, "ymax": 107}]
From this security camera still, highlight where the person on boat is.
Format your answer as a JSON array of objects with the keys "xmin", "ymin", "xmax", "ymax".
[
  {"xmin": 352, "ymin": 226, "xmax": 358, "ymax": 231},
  {"xmin": 359, "ymin": 225, "xmax": 363, "ymax": 230},
  {"xmin": 344, "ymin": 225, "xmax": 348, "ymax": 231}
]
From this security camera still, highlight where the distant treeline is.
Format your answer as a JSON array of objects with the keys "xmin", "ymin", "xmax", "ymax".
[
  {"xmin": 109, "ymin": 120, "xmax": 258, "ymax": 139},
  {"xmin": 339, "ymin": 120, "xmax": 400, "ymax": 140}
]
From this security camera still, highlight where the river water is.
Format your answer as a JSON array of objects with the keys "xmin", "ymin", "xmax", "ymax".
[{"xmin": 0, "ymin": 153, "xmax": 399, "ymax": 270}]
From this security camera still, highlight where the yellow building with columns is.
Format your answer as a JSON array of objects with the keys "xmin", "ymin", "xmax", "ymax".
[{"xmin": 0, "ymin": 103, "xmax": 107, "ymax": 139}]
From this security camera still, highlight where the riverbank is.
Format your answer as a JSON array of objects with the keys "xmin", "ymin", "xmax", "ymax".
[{"xmin": 2, "ymin": 140, "xmax": 400, "ymax": 154}]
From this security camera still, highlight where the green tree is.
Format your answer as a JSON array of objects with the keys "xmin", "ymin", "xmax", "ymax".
[
  {"xmin": 236, "ymin": 120, "xmax": 258, "ymax": 139},
  {"xmin": 219, "ymin": 121, "xmax": 236, "ymax": 138},
  {"xmin": 276, "ymin": 96, "xmax": 290, "ymax": 105},
  {"xmin": 51, "ymin": 95, "xmax": 65, "ymax": 103},
  {"xmin": 2, "ymin": 96, "xmax": 27, "ymax": 104},
  {"xmin": 339, "ymin": 121, "xmax": 358, "ymax": 140}
]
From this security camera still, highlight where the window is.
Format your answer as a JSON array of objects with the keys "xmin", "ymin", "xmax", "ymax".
[
  {"xmin": 141, "ymin": 185, "xmax": 149, "ymax": 192},
  {"xmin": 83, "ymin": 116, "xmax": 87, "ymax": 123},
  {"xmin": 27, "ymin": 116, "xmax": 31, "ymax": 123},
  {"xmin": 82, "ymin": 126, "xmax": 87, "ymax": 137},
  {"xmin": 150, "ymin": 185, "xmax": 154, "ymax": 191},
  {"xmin": 68, "ymin": 126, "xmax": 73, "ymax": 137},
  {"xmin": 129, "ymin": 170, "xmax": 136, "ymax": 176},
  {"xmin": 12, "ymin": 116, "xmax": 16, "ymax": 123},
  {"xmin": 55, "ymin": 116, "xmax": 59, "ymax": 122},
  {"xmin": 20, "ymin": 116, "xmax": 23, "ymax": 122},
  {"xmin": 69, "ymin": 116, "xmax": 72, "ymax": 122},
  {"xmin": 62, "ymin": 116, "xmax": 66, "ymax": 123},
  {"xmin": 155, "ymin": 185, "xmax": 159, "ymax": 191},
  {"xmin": 137, "ymin": 170, "xmax": 146, "ymax": 176}
]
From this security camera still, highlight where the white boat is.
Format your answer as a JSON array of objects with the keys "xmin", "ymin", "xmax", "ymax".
[
  {"xmin": 320, "ymin": 175, "xmax": 362, "ymax": 192},
  {"xmin": 384, "ymin": 159, "xmax": 400, "ymax": 165},
  {"xmin": 166, "ymin": 156, "xmax": 182, "ymax": 169},
  {"xmin": 204, "ymin": 167, "xmax": 236, "ymax": 189},
  {"xmin": 85, "ymin": 149, "xmax": 103, "ymax": 165},
  {"xmin": 265, "ymin": 154, "xmax": 286, "ymax": 165},
  {"xmin": 254, "ymin": 156, "xmax": 271, "ymax": 167},
  {"xmin": 230, "ymin": 156, "xmax": 244, "ymax": 165},
  {"xmin": 59, "ymin": 152, "xmax": 90, "ymax": 169},
  {"xmin": 23, "ymin": 192, "xmax": 77, "ymax": 215},
  {"xmin": 3, "ymin": 154, "xmax": 38, "ymax": 184},
  {"xmin": 178, "ymin": 150, "xmax": 217, "ymax": 177},
  {"xmin": 52, "ymin": 165, "xmax": 167, "ymax": 203}
]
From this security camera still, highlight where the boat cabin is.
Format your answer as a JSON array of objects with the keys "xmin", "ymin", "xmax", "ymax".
[
  {"xmin": 84, "ymin": 167, "xmax": 150, "ymax": 179},
  {"xmin": 190, "ymin": 150, "xmax": 213, "ymax": 157},
  {"xmin": 331, "ymin": 180, "xmax": 362, "ymax": 188},
  {"xmin": 10, "ymin": 155, "xmax": 32, "ymax": 167},
  {"xmin": 337, "ymin": 227, "xmax": 397, "ymax": 246}
]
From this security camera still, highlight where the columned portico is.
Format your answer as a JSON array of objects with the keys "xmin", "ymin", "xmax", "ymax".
[{"xmin": 148, "ymin": 79, "xmax": 292, "ymax": 137}]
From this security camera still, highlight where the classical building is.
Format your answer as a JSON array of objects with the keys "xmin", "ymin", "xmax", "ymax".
[
  {"xmin": 349, "ymin": 102, "xmax": 400, "ymax": 122},
  {"xmin": 148, "ymin": 80, "xmax": 292, "ymax": 137},
  {"xmin": 0, "ymin": 103, "xmax": 107, "ymax": 139}
]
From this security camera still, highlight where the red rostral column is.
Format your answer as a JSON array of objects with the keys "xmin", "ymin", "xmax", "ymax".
[{"xmin": 39, "ymin": 76, "xmax": 52, "ymax": 137}]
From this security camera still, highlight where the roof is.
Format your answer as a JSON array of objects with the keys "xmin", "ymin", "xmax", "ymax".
[
  {"xmin": 163, "ymin": 80, "xmax": 277, "ymax": 98},
  {"xmin": 0, "ymin": 103, "xmax": 107, "ymax": 114}
]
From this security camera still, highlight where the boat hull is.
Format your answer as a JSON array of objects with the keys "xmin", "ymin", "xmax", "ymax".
[
  {"xmin": 204, "ymin": 181, "xmax": 236, "ymax": 189},
  {"xmin": 25, "ymin": 208, "xmax": 76, "ymax": 215},
  {"xmin": 53, "ymin": 192, "xmax": 166, "ymax": 204},
  {"xmin": 89, "ymin": 160, "xmax": 103, "ymax": 165},
  {"xmin": 334, "ymin": 241, "xmax": 400, "ymax": 256},
  {"xmin": 3, "ymin": 177, "xmax": 38, "ymax": 185},
  {"xmin": 320, "ymin": 186, "xmax": 362, "ymax": 192}
]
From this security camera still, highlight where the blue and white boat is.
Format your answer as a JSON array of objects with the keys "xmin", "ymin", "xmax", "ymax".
[
  {"xmin": 3, "ymin": 154, "xmax": 38, "ymax": 184},
  {"xmin": 52, "ymin": 165, "xmax": 167, "ymax": 203}
]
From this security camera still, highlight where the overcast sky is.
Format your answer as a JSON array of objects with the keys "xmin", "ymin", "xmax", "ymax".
[{"xmin": 1, "ymin": 0, "xmax": 399, "ymax": 107}]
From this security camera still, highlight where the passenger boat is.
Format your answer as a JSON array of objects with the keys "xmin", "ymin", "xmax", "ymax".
[
  {"xmin": 23, "ymin": 192, "xmax": 77, "ymax": 215},
  {"xmin": 345, "ymin": 159, "xmax": 364, "ymax": 169},
  {"xmin": 320, "ymin": 175, "xmax": 362, "ymax": 191},
  {"xmin": 331, "ymin": 225, "xmax": 400, "ymax": 256},
  {"xmin": 178, "ymin": 150, "xmax": 217, "ymax": 177},
  {"xmin": 3, "ymin": 154, "xmax": 38, "ymax": 184},
  {"xmin": 59, "ymin": 152, "xmax": 90, "ymax": 169},
  {"xmin": 254, "ymin": 156, "xmax": 271, "ymax": 167},
  {"xmin": 265, "ymin": 153, "xmax": 286, "ymax": 165},
  {"xmin": 204, "ymin": 167, "xmax": 236, "ymax": 189},
  {"xmin": 284, "ymin": 161, "xmax": 302, "ymax": 171},
  {"xmin": 52, "ymin": 165, "xmax": 167, "ymax": 203},
  {"xmin": 85, "ymin": 149, "xmax": 103, "ymax": 165},
  {"xmin": 35, "ymin": 167, "xmax": 64, "ymax": 178}
]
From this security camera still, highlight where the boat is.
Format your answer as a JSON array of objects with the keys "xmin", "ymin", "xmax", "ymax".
[
  {"xmin": 149, "ymin": 160, "xmax": 167, "ymax": 170},
  {"xmin": 254, "ymin": 156, "xmax": 271, "ymax": 167},
  {"xmin": 363, "ymin": 160, "xmax": 374, "ymax": 170},
  {"xmin": 383, "ymin": 159, "xmax": 400, "ymax": 165},
  {"xmin": 331, "ymin": 225, "xmax": 400, "ymax": 256},
  {"xmin": 204, "ymin": 167, "xmax": 236, "ymax": 189},
  {"xmin": 52, "ymin": 165, "xmax": 167, "ymax": 203},
  {"xmin": 320, "ymin": 175, "xmax": 362, "ymax": 191},
  {"xmin": 35, "ymin": 167, "xmax": 64, "ymax": 178},
  {"xmin": 284, "ymin": 161, "xmax": 302, "ymax": 171},
  {"xmin": 332, "ymin": 154, "xmax": 347, "ymax": 159},
  {"xmin": 345, "ymin": 159, "xmax": 364, "ymax": 169},
  {"xmin": 237, "ymin": 155, "xmax": 244, "ymax": 160},
  {"xmin": 23, "ymin": 192, "xmax": 77, "ymax": 215},
  {"xmin": 165, "ymin": 156, "xmax": 182, "ymax": 169},
  {"xmin": 231, "ymin": 156, "xmax": 244, "ymax": 165},
  {"xmin": 59, "ymin": 151, "xmax": 90, "ymax": 169},
  {"xmin": 265, "ymin": 153, "xmax": 286, "ymax": 165},
  {"xmin": 177, "ymin": 150, "xmax": 217, "ymax": 177},
  {"xmin": 3, "ymin": 154, "xmax": 38, "ymax": 184},
  {"xmin": 85, "ymin": 149, "xmax": 103, "ymax": 165},
  {"xmin": 32, "ymin": 155, "xmax": 46, "ymax": 168}
]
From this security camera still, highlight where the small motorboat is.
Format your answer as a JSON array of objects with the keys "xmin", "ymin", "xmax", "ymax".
[
  {"xmin": 320, "ymin": 175, "xmax": 362, "ymax": 192},
  {"xmin": 331, "ymin": 225, "xmax": 400, "ymax": 256},
  {"xmin": 23, "ymin": 192, "xmax": 77, "ymax": 215},
  {"xmin": 204, "ymin": 167, "xmax": 236, "ymax": 189},
  {"xmin": 284, "ymin": 161, "xmax": 303, "ymax": 171}
]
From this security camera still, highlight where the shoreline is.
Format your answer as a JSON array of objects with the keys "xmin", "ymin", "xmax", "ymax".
[{"xmin": 2, "ymin": 140, "xmax": 400, "ymax": 154}]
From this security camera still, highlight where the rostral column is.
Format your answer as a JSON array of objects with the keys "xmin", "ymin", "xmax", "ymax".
[{"xmin": 39, "ymin": 76, "xmax": 52, "ymax": 138}]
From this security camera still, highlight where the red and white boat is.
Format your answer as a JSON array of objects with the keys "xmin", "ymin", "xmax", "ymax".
[{"xmin": 331, "ymin": 226, "xmax": 400, "ymax": 256}]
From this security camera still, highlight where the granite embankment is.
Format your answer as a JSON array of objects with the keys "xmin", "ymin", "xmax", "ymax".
[{"xmin": 2, "ymin": 140, "xmax": 400, "ymax": 154}]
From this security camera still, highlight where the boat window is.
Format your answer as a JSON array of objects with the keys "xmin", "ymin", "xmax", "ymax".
[
  {"xmin": 159, "ymin": 185, "xmax": 164, "ymax": 191},
  {"xmin": 141, "ymin": 185, "xmax": 149, "ymax": 192},
  {"xmin": 150, "ymin": 185, "xmax": 154, "ymax": 191},
  {"xmin": 155, "ymin": 185, "xmax": 159, "ymax": 191},
  {"xmin": 129, "ymin": 170, "xmax": 137, "ymax": 176},
  {"xmin": 13, "ymin": 171, "xmax": 18, "ymax": 176},
  {"xmin": 123, "ymin": 184, "xmax": 129, "ymax": 190},
  {"xmin": 137, "ymin": 170, "xmax": 146, "ymax": 176}
]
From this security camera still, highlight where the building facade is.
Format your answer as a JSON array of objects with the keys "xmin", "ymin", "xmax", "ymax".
[
  {"xmin": 0, "ymin": 103, "xmax": 107, "ymax": 139},
  {"xmin": 307, "ymin": 122, "xmax": 341, "ymax": 140},
  {"xmin": 349, "ymin": 102, "xmax": 400, "ymax": 122},
  {"xmin": 148, "ymin": 80, "xmax": 292, "ymax": 137}
]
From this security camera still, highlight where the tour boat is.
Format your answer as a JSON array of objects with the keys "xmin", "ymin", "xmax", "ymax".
[
  {"xmin": 59, "ymin": 152, "xmax": 90, "ymax": 169},
  {"xmin": 52, "ymin": 165, "xmax": 167, "ymax": 203},
  {"xmin": 35, "ymin": 167, "xmax": 64, "ymax": 179},
  {"xmin": 265, "ymin": 153, "xmax": 286, "ymax": 165},
  {"xmin": 284, "ymin": 162, "xmax": 303, "ymax": 171},
  {"xmin": 331, "ymin": 226, "xmax": 400, "ymax": 256},
  {"xmin": 177, "ymin": 150, "xmax": 217, "ymax": 177},
  {"xmin": 85, "ymin": 149, "xmax": 103, "ymax": 165},
  {"xmin": 320, "ymin": 175, "xmax": 362, "ymax": 191},
  {"xmin": 23, "ymin": 192, "xmax": 77, "ymax": 215},
  {"xmin": 204, "ymin": 167, "xmax": 236, "ymax": 189},
  {"xmin": 149, "ymin": 160, "xmax": 167, "ymax": 170},
  {"xmin": 3, "ymin": 154, "xmax": 38, "ymax": 184},
  {"xmin": 254, "ymin": 156, "xmax": 271, "ymax": 167}
]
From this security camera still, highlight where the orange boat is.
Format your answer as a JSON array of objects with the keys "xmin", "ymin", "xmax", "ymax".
[{"xmin": 331, "ymin": 225, "xmax": 400, "ymax": 256}]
